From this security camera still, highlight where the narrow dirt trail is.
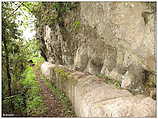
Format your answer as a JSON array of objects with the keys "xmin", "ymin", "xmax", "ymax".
[{"xmin": 34, "ymin": 69, "xmax": 66, "ymax": 117}]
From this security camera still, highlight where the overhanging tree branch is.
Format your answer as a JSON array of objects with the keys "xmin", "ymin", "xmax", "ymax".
[
  {"xmin": 21, "ymin": 2, "xmax": 33, "ymax": 13},
  {"xmin": 4, "ymin": 2, "xmax": 23, "ymax": 20}
]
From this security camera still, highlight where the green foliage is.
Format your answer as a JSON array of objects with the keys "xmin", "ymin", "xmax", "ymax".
[
  {"xmin": 3, "ymin": 95, "xmax": 25, "ymax": 115},
  {"xmin": 20, "ymin": 67, "xmax": 36, "ymax": 88},
  {"xmin": 2, "ymin": 1, "xmax": 79, "ymax": 116},
  {"xmin": 20, "ymin": 66, "xmax": 47, "ymax": 116},
  {"xmin": 145, "ymin": 2, "xmax": 156, "ymax": 12},
  {"xmin": 54, "ymin": 67, "xmax": 71, "ymax": 82},
  {"xmin": 53, "ymin": 2, "xmax": 78, "ymax": 13},
  {"xmin": 2, "ymin": 1, "xmax": 45, "ymax": 116},
  {"xmin": 72, "ymin": 21, "xmax": 81, "ymax": 30},
  {"xmin": 32, "ymin": 2, "xmax": 79, "ymax": 27},
  {"xmin": 12, "ymin": 95, "xmax": 25, "ymax": 111},
  {"xmin": 2, "ymin": 3, "xmax": 29, "ymax": 115},
  {"xmin": 54, "ymin": 67, "xmax": 77, "ymax": 85},
  {"xmin": 31, "ymin": 2, "xmax": 57, "ymax": 27},
  {"xmin": 32, "ymin": 56, "xmax": 45, "ymax": 65},
  {"xmin": 26, "ymin": 96, "xmax": 47, "ymax": 115},
  {"xmin": 33, "ymin": 57, "xmax": 45, "ymax": 72},
  {"xmin": 96, "ymin": 74, "xmax": 121, "ymax": 88}
]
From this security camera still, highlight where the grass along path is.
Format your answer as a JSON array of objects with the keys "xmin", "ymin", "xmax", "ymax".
[{"xmin": 34, "ymin": 64, "xmax": 76, "ymax": 117}]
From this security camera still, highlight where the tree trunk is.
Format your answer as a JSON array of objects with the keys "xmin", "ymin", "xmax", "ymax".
[{"xmin": 2, "ymin": 35, "xmax": 12, "ymax": 96}]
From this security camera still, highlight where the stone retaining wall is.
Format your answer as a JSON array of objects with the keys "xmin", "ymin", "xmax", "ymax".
[{"xmin": 41, "ymin": 62, "xmax": 156, "ymax": 117}]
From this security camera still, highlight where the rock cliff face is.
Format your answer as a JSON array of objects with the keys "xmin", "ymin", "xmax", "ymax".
[{"xmin": 36, "ymin": 2, "xmax": 156, "ymax": 96}]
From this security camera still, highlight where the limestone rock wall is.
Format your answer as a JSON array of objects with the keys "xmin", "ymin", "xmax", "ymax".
[
  {"xmin": 41, "ymin": 62, "xmax": 156, "ymax": 117},
  {"xmin": 37, "ymin": 2, "xmax": 156, "ymax": 96},
  {"xmin": 79, "ymin": 2, "xmax": 156, "ymax": 72}
]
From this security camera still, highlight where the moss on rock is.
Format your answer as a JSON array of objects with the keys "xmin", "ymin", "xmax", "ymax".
[{"xmin": 54, "ymin": 67, "xmax": 71, "ymax": 81}]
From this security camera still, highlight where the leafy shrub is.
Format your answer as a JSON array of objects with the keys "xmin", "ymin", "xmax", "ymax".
[
  {"xmin": 20, "ymin": 66, "xmax": 47, "ymax": 116},
  {"xmin": 72, "ymin": 21, "xmax": 81, "ymax": 30},
  {"xmin": 96, "ymin": 74, "xmax": 121, "ymax": 88},
  {"xmin": 2, "ymin": 94, "xmax": 26, "ymax": 115}
]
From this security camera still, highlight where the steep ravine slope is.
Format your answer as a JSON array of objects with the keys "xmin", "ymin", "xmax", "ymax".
[{"xmin": 35, "ymin": 2, "xmax": 156, "ymax": 99}]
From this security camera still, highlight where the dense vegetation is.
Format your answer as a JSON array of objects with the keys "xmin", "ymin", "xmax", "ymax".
[
  {"xmin": 2, "ymin": 2, "xmax": 38, "ymax": 116},
  {"xmin": 2, "ymin": 2, "xmax": 77, "ymax": 116}
]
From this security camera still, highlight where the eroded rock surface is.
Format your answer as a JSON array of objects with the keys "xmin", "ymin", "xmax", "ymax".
[{"xmin": 36, "ymin": 2, "xmax": 156, "ymax": 95}]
